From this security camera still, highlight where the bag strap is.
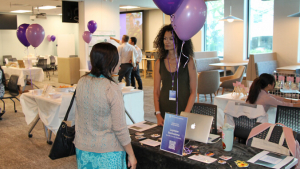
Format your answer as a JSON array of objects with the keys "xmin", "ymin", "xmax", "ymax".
[
  {"xmin": 282, "ymin": 126, "xmax": 296, "ymax": 157},
  {"xmin": 63, "ymin": 90, "xmax": 76, "ymax": 121}
]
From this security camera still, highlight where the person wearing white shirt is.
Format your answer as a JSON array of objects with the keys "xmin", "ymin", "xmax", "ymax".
[
  {"xmin": 129, "ymin": 37, "xmax": 143, "ymax": 90},
  {"xmin": 112, "ymin": 35, "xmax": 138, "ymax": 86}
]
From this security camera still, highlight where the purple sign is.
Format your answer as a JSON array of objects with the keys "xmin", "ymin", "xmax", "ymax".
[{"xmin": 160, "ymin": 113, "xmax": 187, "ymax": 156}]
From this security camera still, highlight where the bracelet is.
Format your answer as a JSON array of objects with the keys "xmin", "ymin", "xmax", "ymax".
[{"xmin": 154, "ymin": 111, "xmax": 161, "ymax": 115}]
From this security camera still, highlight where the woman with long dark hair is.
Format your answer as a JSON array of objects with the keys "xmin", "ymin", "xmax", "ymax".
[
  {"xmin": 153, "ymin": 24, "xmax": 197, "ymax": 126},
  {"xmin": 0, "ymin": 67, "xmax": 5, "ymax": 97},
  {"xmin": 246, "ymin": 73, "xmax": 300, "ymax": 112},
  {"xmin": 74, "ymin": 42, "xmax": 137, "ymax": 169}
]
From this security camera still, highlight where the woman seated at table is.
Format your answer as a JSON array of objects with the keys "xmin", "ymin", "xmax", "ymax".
[
  {"xmin": 246, "ymin": 73, "xmax": 300, "ymax": 112},
  {"xmin": 74, "ymin": 42, "xmax": 137, "ymax": 169},
  {"xmin": 0, "ymin": 66, "xmax": 5, "ymax": 97}
]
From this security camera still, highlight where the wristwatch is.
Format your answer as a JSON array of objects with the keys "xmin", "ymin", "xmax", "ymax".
[{"xmin": 154, "ymin": 111, "xmax": 161, "ymax": 115}]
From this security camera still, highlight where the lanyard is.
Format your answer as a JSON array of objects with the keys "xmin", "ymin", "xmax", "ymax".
[{"xmin": 167, "ymin": 55, "xmax": 178, "ymax": 90}]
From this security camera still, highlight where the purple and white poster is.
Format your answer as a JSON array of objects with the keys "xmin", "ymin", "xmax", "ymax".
[{"xmin": 160, "ymin": 113, "xmax": 188, "ymax": 156}]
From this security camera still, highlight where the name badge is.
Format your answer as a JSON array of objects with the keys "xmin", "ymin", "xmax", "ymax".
[{"xmin": 169, "ymin": 90, "xmax": 176, "ymax": 101}]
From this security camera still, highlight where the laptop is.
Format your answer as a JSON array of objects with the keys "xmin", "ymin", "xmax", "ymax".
[{"xmin": 180, "ymin": 112, "xmax": 215, "ymax": 143}]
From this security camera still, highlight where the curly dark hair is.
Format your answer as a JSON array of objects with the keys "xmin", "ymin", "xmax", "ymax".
[{"xmin": 153, "ymin": 24, "xmax": 194, "ymax": 65}]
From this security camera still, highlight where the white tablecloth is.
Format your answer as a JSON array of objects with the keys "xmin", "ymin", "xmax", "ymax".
[
  {"xmin": 20, "ymin": 89, "xmax": 144, "ymax": 133},
  {"xmin": 2, "ymin": 67, "xmax": 44, "ymax": 87},
  {"xmin": 214, "ymin": 93, "xmax": 277, "ymax": 130}
]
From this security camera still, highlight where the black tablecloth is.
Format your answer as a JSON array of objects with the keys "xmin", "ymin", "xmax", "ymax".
[{"xmin": 129, "ymin": 126, "xmax": 269, "ymax": 169}]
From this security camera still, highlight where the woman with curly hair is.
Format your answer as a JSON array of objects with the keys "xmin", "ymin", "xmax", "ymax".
[{"xmin": 153, "ymin": 24, "xmax": 197, "ymax": 126}]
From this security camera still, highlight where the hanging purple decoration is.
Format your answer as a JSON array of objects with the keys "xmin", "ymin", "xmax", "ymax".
[
  {"xmin": 16, "ymin": 24, "xmax": 31, "ymax": 47},
  {"xmin": 51, "ymin": 35, "xmax": 56, "ymax": 42},
  {"xmin": 25, "ymin": 24, "xmax": 45, "ymax": 48},
  {"xmin": 153, "ymin": 0, "xmax": 184, "ymax": 15},
  {"xmin": 47, "ymin": 35, "xmax": 51, "ymax": 42},
  {"xmin": 82, "ymin": 31, "xmax": 92, "ymax": 43},
  {"xmin": 172, "ymin": 0, "xmax": 207, "ymax": 41},
  {"xmin": 87, "ymin": 20, "xmax": 97, "ymax": 34}
]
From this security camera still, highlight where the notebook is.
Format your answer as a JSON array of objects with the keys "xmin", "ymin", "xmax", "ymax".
[{"xmin": 180, "ymin": 112, "xmax": 213, "ymax": 143}]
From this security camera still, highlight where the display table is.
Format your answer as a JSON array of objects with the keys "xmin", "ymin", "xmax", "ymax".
[
  {"xmin": 2, "ymin": 66, "xmax": 44, "ymax": 88},
  {"xmin": 20, "ymin": 89, "xmax": 144, "ymax": 134},
  {"xmin": 129, "ymin": 126, "xmax": 270, "ymax": 169},
  {"xmin": 214, "ymin": 93, "xmax": 277, "ymax": 130}
]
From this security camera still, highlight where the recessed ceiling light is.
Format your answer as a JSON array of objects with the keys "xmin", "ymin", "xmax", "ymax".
[
  {"xmin": 119, "ymin": 6, "xmax": 139, "ymax": 9},
  {"xmin": 11, "ymin": 10, "xmax": 31, "ymax": 13},
  {"xmin": 34, "ymin": 6, "xmax": 56, "ymax": 10},
  {"xmin": 58, "ymin": 14, "xmax": 62, "ymax": 15}
]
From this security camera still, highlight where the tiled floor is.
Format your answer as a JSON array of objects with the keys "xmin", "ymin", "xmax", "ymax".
[{"xmin": 0, "ymin": 71, "xmax": 226, "ymax": 169}]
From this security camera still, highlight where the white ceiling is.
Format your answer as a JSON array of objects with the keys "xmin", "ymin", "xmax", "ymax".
[{"xmin": 0, "ymin": 0, "xmax": 157, "ymax": 15}]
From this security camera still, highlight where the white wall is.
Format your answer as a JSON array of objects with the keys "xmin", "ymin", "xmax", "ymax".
[
  {"xmin": 0, "ymin": 14, "xmax": 79, "ymax": 64},
  {"xmin": 273, "ymin": 0, "xmax": 300, "ymax": 67},
  {"xmin": 223, "ymin": 0, "xmax": 245, "ymax": 63},
  {"xmin": 144, "ymin": 9, "xmax": 164, "ymax": 51}
]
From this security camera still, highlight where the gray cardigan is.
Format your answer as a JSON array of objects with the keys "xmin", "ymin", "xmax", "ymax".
[{"xmin": 74, "ymin": 75, "xmax": 131, "ymax": 153}]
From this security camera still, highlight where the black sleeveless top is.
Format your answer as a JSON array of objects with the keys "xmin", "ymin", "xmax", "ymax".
[{"xmin": 159, "ymin": 59, "xmax": 190, "ymax": 118}]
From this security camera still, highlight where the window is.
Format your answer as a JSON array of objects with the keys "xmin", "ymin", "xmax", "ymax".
[
  {"xmin": 248, "ymin": 0, "xmax": 274, "ymax": 57},
  {"xmin": 204, "ymin": 0, "xmax": 224, "ymax": 58}
]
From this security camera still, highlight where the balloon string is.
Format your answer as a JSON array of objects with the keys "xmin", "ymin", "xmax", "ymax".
[
  {"xmin": 28, "ymin": 48, "xmax": 33, "ymax": 90},
  {"xmin": 180, "ymin": 41, "xmax": 189, "ymax": 68},
  {"xmin": 171, "ymin": 30, "xmax": 179, "ymax": 116},
  {"xmin": 170, "ymin": 15, "xmax": 176, "ymax": 29}
]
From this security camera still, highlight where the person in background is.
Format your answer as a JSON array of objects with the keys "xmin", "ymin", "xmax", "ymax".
[
  {"xmin": 153, "ymin": 24, "xmax": 197, "ymax": 126},
  {"xmin": 111, "ymin": 35, "xmax": 138, "ymax": 86},
  {"xmin": 129, "ymin": 37, "xmax": 143, "ymax": 90},
  {"xmin": 246, "ymin": 73, "xmax": 300, "ymax": 112},
  {"xmin": 74, "ymin": 42, "xmax": 137, "ymax": 169},
  {"xmin": 0, "ymin": 66, "xmax": 5, "ymax": 97}
]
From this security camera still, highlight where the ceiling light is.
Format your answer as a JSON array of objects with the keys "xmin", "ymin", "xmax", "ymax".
[
  {"xmin": 219, "ymin": 5, "xmax": 243, "ymax": 22},
  {"xmin": 119, "ymin": 6, "xmax": 140, "ymax": 9},
  {"xmin": 34, "ymin": 6, "xmax": 56, "ymax": 10},
  {"xmin": 58, "ymin": 14, "xmax": 62, "ymax": 15},
  {"xmin": 11, "ymin": 10, "xmax": 31, "ymax": 13}
]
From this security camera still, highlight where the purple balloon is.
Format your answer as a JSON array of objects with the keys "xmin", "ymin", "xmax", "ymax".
[
  {"xmin": 172, "ymin": 0, "xmax": 207, "ymax": 41},
  {"xmin": 26, "ymin": 24, "xmax": 45, "ymax": 48},
  {"xmin": 51, "ymin": 35, "xmax": 56, "ymax": 42},
  {"xmin": 87, "ymin": 20, "xmax": 97, "ymax": 34},
  {"xmin": 47, "ymin": 35, "xmax": 51, "ymax": 42},
  {"xmin": 82, "ymin": 31, "xmax": 92, "ymax": 43},
  {"xmin": 153, "ymin": 0, "xmax": 183, "ymax": 15},
  {"xmin": 16, "ymin": 24, "xmax": 31, "ymax": 47}
]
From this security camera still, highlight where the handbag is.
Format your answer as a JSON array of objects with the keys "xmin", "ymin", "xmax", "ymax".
[
  {"xmin": 49, "ymin": 91, "xmax": 76, "ymax": 160},
  {"xmin": 246, "ymin": 123, "xmax": 300, "ymax": 168}
]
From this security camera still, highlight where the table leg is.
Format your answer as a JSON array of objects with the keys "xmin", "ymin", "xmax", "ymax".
[
  {"xmin": 22, "ymin": 75, "xmax": 39, "ymax": 92},
  {"xmin": 43, "ymin": 124, "xmax": 53, "ymax": 145},
  {"xmin": 144, "ymin": 59, "xmax": 147, "ymax": 79},
  {"xmin": 28, "ymin": 114, "xmax": 40, "ymax": 138},
  {"xmin": 22, "ymin": 75, "xmax": 29, "ymax": 92},
  {"xmin": 224, "ymin": 66, "xmax": 227, "ymax": 77},
  {"xmin": 151, "ymin": 60, "xmax": 155, "ymax": 78}
]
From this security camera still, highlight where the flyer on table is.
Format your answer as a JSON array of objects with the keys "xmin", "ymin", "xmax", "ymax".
[{"xmin": 160, "ymin": 113, "xmax": 188, "ymax": 156}]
